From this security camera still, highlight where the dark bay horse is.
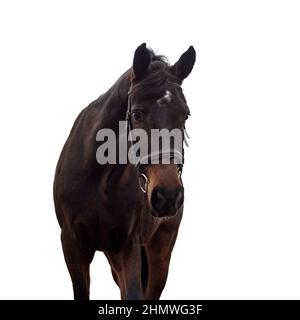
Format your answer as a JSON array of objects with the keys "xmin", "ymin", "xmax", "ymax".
[{"xmin": 53, "ymin": 43, "xmax": 196, "ymax": 300}]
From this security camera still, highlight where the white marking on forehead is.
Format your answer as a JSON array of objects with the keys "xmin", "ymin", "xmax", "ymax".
[
  {"xmin": 163, "ymin": 90, "xmax": 171, "ymax": 101},
  {"xmin": 157, "ymin": 90, "xmax": 172, "ymax": 105}
]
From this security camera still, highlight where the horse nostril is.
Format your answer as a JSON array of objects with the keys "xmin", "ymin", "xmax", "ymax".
[
  {"xmin": 156, "ymin": 190, "xmax": 166, "ymax": 205},
  {"xmin": 151, "ymin": 188, "xmax": 167, "ymax": 213},
  {"xmin": 174, "ymin": 189, "xmax": 184, "ymax": 209}
]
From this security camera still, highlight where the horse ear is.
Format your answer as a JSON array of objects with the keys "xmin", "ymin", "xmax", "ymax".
[
  {"xmin": 132, "ymin": 43, "xmax": 151, "ymax": 81},
  {"xmin": 170, "ymin": 46, "xmax": 196, "ymax": 83}
]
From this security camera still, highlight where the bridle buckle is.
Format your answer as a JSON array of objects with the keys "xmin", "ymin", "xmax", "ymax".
[{"xmin": 138, "ymin": 173, "xmax": 148, "ymax": 193}]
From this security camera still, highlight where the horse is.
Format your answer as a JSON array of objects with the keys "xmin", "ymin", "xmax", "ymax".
[{"xmin": 53, "ymin": 43, "xmax": 196, "ymax": 300}]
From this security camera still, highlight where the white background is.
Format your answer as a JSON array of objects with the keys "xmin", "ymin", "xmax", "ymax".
[{"xmin": 0, "ymin": 0, "xmax": 299, "ymax": 299}]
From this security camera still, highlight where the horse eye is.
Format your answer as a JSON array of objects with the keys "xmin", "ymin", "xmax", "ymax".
[
  {"xmin": 132, "ymin": 111, "xmax": 143, "ymax": 121},
  {"xmin": 185, "ymin": 113, "xmax": 190, "ymax": 120}
]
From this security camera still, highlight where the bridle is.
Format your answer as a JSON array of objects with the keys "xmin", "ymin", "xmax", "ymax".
[{"xmin": 125, "ymin": 82, "xmax": 189, "ymax": 193}]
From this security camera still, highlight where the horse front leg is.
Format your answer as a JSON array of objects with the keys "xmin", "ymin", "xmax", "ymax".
[
  {"xmin": 144, "ymin": 228, "xmax": 179, "ymax": 300},
  {"xmin": 105, "ymin": 243, "xmax": 144, "ymax": 300},
  {"xmin": 61, "ymin": 230, "xmax": 95, "ymax": 300}
]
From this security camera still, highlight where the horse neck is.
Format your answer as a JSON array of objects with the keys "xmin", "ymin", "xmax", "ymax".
[{"xmin": 103, "ymin": 69, "xmax": 132, "ymax": 115}]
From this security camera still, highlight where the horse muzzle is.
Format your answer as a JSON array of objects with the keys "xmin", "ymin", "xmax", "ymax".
[{"xmin": 150, "ymin": 186, "xmax": 184, "ymax": 217}]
